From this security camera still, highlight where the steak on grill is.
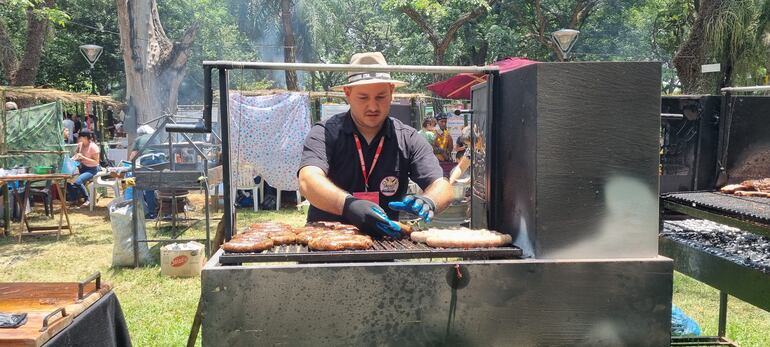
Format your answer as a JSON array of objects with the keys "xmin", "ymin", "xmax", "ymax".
[{"xmin": 740, "ymin": 178, "xmax": 770, "ymax": 192}]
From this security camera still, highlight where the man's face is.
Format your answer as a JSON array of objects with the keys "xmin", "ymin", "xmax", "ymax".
[
  {"xmin": 438, "ymin": 119, "xmax": 447, "ymax": 130},
  {"xmin": 344, "ymin": 83, "xmax": 394, "ymax": 131}
]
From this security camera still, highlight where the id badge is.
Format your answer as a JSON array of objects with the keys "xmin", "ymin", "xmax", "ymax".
[{"xmin": 352, "ymin": 191, "xmax": 379, "ymax": 205}]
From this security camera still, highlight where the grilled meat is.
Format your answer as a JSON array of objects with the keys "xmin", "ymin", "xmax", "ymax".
[
  {"xmin": 411, "ymin": 228, "xmax": 512, "ymax": 248},
  {"xmin": 307, "ymin": 234, "xmax": 374, "ymax": 251},
  {"xmin": 740, "ymin": 178, "xmax": 770, "ymax": 192}
]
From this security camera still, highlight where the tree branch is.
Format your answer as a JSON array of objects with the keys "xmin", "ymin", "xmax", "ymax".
[
  {"xmin": 167, "ymin": 23, "xmax": 199, "ymax": 71},
  {"xmin": 440, "ymin": 0, "xmax": 499, "ymax": 52},
  {"xmin": 399, "ymin": 6, "xmax": 441, "ymax": 48}
]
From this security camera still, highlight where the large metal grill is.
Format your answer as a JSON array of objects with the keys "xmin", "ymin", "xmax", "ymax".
[
  {"xmin": 662, "ymin": 219, "xmax": 770, "ymax": 273},
  {"xmin": 665, "ymin": 192, "xmax": 770, "ymax": 223},
  {"xmin": 218, "ymin": 238, "xmax": 522, "ymax": 265},
  {"xmin": 663, "ymin": 191, "xmax": 770, "ymax": 239}
]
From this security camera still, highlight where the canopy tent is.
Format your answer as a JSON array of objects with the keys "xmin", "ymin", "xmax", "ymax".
[
  {"xmin": 426, "ymin": 58, "xmax": 538, "ymax": 100},
  {"xmin": 1, "ymin": 102, "xmax": 66, "ymax": 169},
  {"xmin": 1, "ymin": 86, "xmax": 126, "ymax": 145}
]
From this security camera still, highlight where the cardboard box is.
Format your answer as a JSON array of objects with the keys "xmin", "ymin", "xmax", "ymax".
[{"xmin": 160, "ymin": 242, "xmax": 205, "ymax": 277}]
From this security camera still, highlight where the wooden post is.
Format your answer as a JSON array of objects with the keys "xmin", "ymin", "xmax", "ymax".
[
  {"xmin": 1, "ymin": 90, "xmax": 8, "ymax": 236},
  {"xmin": 1, "ymin": 90, "xmax": 6, "ymax": 165}
]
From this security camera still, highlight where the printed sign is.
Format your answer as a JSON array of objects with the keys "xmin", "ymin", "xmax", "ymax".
[{"xmin": 171, "ymin": 255, "xmax": 189, "ymax": 267}]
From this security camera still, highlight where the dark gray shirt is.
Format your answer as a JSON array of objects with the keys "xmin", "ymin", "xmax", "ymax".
[{"xmin": 300, "ymin": 112, "xmax": 443, "ymax": 222}]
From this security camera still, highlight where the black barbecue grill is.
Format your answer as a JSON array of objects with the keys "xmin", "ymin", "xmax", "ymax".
[
  {"xmin": 199, "ymin": 61, "xmax": 672, "ymax": 347},
  {"xmin": 219, "ymin": 240, "xmax": 522, "ymax": 264},
  {"xmin": 663, "ymin": 192, "xmax": 770, "ymax": 238},
  {"xmin": 661, "ymin": 95, "xmax": 770, "ymax": 239}
]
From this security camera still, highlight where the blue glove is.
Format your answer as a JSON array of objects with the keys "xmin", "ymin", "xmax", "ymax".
[
  {"xmin": 388, "ymin": 195, "xmax": 436, "ymax": 223},
  {"xmin": 342, "ymin": 196, "xmax": 401, "ymax": 238}
]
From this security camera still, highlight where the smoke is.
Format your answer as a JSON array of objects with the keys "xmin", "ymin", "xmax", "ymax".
[{"xmin": 255, "ymin": 28, "xmax": 287, "ymax": 88}]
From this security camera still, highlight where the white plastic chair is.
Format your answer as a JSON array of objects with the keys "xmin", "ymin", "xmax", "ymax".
[
  {"xmin": 88, "ymin": 170, "xmax": 122, "ymax": 211},
  {"xmin": 275, "ymin": 189, "xmax": 302, "ymax": 211},
  {"xmin": 235, "ymin": 164, "xmax": 263, "ymax": 212}
]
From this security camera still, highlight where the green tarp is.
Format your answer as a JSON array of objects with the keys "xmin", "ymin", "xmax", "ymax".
[{"xmin": 3, "ymin": 102, "xmax": 65, "ymax": 170}]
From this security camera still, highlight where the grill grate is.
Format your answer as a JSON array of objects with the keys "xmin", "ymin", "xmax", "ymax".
[
  {"xmin": 664, "ymin": 191, "xmax": 770, "ymax": 224},
  {"xmin": 219, "ymin": 238, "xmax": 522, "ymax": 265}
]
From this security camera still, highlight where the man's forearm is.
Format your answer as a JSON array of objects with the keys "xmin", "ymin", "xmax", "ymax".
[
  {"xmin": 298, "ymin": 166, "xmax": 349, "ymax": 215},
  {"xmin": 449, "ymin": 156, "xmax": 471, "ymax": 184},
  {"xmin": 422, "ymin": 178, "xmax": 453, "ymax": 214}
]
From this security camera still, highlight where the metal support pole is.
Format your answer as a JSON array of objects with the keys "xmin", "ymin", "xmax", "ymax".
[
  {"xmin": 218, "ymin": 69, "xmax": 234, "ymax": 241},
  {"xmin": 90, "ymin": 67, "xmax": 96, "ymax": 95},
  {"xmin": 718, "ymin": 291, "xmax": 728, "ymax": 337},
  {"xmin": 720, "ymin": 85, "xmax": 770, "ymax": 93},
  {"xmin": 203, "ymin": 61, "xmax": 499, "ymax": 74}
]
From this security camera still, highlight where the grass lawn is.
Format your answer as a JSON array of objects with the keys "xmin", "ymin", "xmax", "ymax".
[{"xmin": 1, "ymin": 193, "xmax": 769, "ymax": 346}]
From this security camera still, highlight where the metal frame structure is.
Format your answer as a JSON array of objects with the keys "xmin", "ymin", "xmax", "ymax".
[
  {"xmin": 131, "ymin": 115, "xmax": 213, "ymax": 267},
  {"xmin": 660, "ymin": 85, "xmax": 770, "ymax": 346},
  {"xmin": 196, "ymin": 61, "xmax": 674, "ymax": 346},
  {"xmin": 195, "ymin": 61, "xmax": 500, "ymax": 242}
]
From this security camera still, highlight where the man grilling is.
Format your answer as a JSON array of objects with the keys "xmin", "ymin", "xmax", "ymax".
[{"xmin": 298, "ymin": 52, "xmax": 454, "ymax": 238}]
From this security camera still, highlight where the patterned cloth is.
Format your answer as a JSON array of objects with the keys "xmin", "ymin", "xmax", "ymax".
[
  {"xmin": 4, "ymin": 101, "xmax": 65, "ymax": 169},
  {"xmin": 229, "ymin": 93, "xmax": 311, "ymax": 191}
]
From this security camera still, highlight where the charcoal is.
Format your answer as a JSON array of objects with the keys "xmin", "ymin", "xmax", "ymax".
[{"xmin": 661, "ymin": 219, "xmax": 770, "ymax": 273}]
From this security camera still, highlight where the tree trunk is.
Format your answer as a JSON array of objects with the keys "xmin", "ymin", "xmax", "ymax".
[
  {"xmin": 0, "ymin": 20, "xmax": 18, "ymax": 82},
  {"xmin": 0, "ymin": 0, "xmax": 54, "ymax": 86},
  {"xmin": 115, "ymin": 0, "xmax": 198, "ymax": 131},
  {"xmin": 673, "ymin": 0, "xmax": 718, "ymax": 94},
  {"xmin": 280, "ymin": 0, "xmax": 298, "ymax": 90},
  {"xmin": 12, "ymin": 0, "xmax": 54, "ymax": 86}
]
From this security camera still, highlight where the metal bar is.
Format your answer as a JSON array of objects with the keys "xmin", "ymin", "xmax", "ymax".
[
  {"xmin": 720, "ymin": 85, "xmax": 770, "ymax": 93},
  {"xmin": 218, "ymin": 68, "xmax": 234, "ymax": 241},
  {"xmin": 661, "ymin": 113, "xmax": 685, "ymax": 119},
  {"xmin": 39, "ymin": 307, "xmax": 66, "ymax": 332},
  {"xmin": 218, "ymin": 244, "xmax": 522, "ymax": 264},
  {"xmin": 137, "ymin": 238, "xmax": 207, "ymax": 243},
  {"xmin": 671, "ymin": 336, "xmax": 738, "ymax": 346},
  {"xmin": 718, "ymin": 291, "xmax": 728, "ymax": 337},
  {"xmin": 202, "ymin": 61, "xmax": 499, "ymax": 74},
  {"xmin": 662, "ymin": 200, "xmax": 770, "ymax": 239},
  {"xmin": 167, "ymin": 67, "xmax": 213, "ymax": 133},
  {"xmin": 77, "ymin": 272, "xmax": 101, "ymax": 301}
]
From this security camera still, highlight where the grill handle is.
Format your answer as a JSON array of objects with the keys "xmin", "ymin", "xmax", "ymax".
[
  {"xmin": 39, "ymin": 307, "xmax": 66, "ymax": 332},
  {"xmin": 77, "ymin": 272, "xmax": 101, "ymax": 301}
]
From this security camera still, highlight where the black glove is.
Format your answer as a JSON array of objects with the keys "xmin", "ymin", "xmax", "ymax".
[
  {"xmin": 388, "ymin": 195, "xmax": 436, "ymax": 223},
  {"xmin": 342, "ymin": 195, "xmax": 401, "ymax": 238}
]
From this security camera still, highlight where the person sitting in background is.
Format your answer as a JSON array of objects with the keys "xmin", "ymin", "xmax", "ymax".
[
  {"xmin": 418, "ymin": 117, "xmax": 437, "ymax": 146},
  {"xmin": 72, "ymin": 131, "xmax": 100, "ymax": 208},
  {"xmin": 129, "ymin": 125, "xmax": 164, "ymax": 219},
  {"xmin": 129, "ymin": 125, "xmax": 162, "ymax": 162}
]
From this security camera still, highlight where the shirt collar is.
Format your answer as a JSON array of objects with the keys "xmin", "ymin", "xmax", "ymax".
[{"xmin": 342, "ymin": 111, "xmax": 394, "ymax": 139}]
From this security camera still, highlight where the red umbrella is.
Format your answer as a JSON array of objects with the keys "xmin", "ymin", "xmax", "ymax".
[{"xmin": 426, "ymin": 57, "xmax": 538, "ymax": 100}]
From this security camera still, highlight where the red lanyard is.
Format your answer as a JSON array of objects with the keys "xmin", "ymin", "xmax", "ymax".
[{"xmin": 353, "ymin": 134, "xmax": 385, "ymax": 192}]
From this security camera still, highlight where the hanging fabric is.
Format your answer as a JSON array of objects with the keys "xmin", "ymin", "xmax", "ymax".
[{"xmin": 229, "ymin": 93, "xmax": 311, "ymax": 191}]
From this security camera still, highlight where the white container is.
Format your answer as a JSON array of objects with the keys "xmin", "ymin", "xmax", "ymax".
[{"xmin": 160, "ymin": 242, "xmax": 205, "ymax": 278}]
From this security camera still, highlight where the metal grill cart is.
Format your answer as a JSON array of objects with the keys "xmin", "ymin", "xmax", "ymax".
[
  {"xmin": 198, "ymin": 61, "xmax": 672, "ymax": 346},
  {"xmin": 130, "ymin": 115, "xmax": 213, "ymax": 267},
  {"xmin": 660, "ymin": 86, "xmax": 770, "ymax": 346}
]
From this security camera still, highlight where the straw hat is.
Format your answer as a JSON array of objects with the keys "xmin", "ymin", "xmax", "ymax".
[{"xmin": 332, "ymin": 52, "xmax": 407, "ymax": 91}]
